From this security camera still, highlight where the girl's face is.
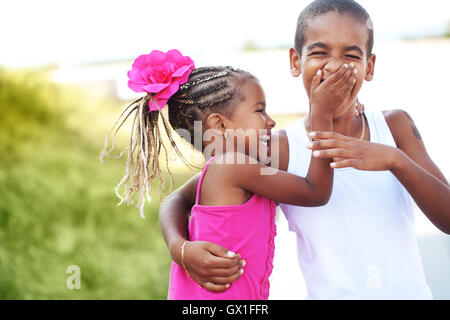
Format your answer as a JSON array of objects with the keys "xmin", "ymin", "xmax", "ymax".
[
  {"xmin": 225, "ymin": 78, "xmax": 276, "ymax": 161},
  {"xmin": 291, "ymin": 11, "xmax": 376, "ymax": 118}
]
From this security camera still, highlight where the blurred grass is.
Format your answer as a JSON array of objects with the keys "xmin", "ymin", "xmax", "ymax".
[{"xmin": 0, "ymin": 67, "xmax": 194, "ymax": 299}]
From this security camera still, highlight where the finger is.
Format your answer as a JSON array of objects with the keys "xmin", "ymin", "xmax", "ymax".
[
  {"xmin": 208, "ymin": 267, "xmax": 244, "ymax": 285},
  {"xmin": 343, "ymin": 76, "xmax": 357, "ymax": 96},
  {"xmin": 333, "ymin": 157, "xmax": 346, "ymax": 162},
  {"xmin": 312, "ymin": 148, "xmax": 357, "ymax": 159},
  {"xmin": 202, "ymin": 254, "xmax": 242, "ymax": 269},
  {"xmin": 207, "ymin": 243, "xmax": 241, "ymax": 269},
  {"xmin": 334, "ymin": 63, "xmax": 354, "ymax": 87},
  {"xmin": 326, "ymin": 63, "xmax": 349, "ymax": 84},
  {"xmin": 204, "ymin": 261, "xmax": 243, "ymax": 278},
  {"xmin": 200, "ymin": 281, "xmax": 231, "ymax": 293},
  {"xmin": 208, "ymin": 243, "xmax": 240, "ymax": 260},
  {"xmin": 335, "ymin": 65, "xmax": 357, "ymax": 94},
  {"xmin": 330, "ymin": 159, "xmax": 361, "ymax": 169},
  {"xmin": 310, "ymin": 69, "xmax": 322, "ymax": 91},
  {"xmin": 308, "ymin": 139, "xmax": 346, "ymax": 150},
  {"xmin": 309, "ymin": 131, "xmax": 351, "ymax": 141}
]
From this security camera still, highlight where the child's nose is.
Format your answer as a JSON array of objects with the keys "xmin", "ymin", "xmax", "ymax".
[
  {"xmin": 323, "ymin": 59, "xmax": 345, "ymax": 76},
  {"xmin": 267, "ymin": 116, "xmax": 276, "ymax": 128}
]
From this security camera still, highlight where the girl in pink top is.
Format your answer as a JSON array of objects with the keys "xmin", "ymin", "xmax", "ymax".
[
  {"xmin": 102, "ymin": 49, "xmax": 359, "ymax": 299},
  {"xmin": 168, "ymin": 154, "xmax": 277, "ymax": 299}
]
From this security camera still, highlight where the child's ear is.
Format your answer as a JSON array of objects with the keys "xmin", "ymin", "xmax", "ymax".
[
  {"xmin": 364, "ymin": 53, "xmax": 376, "ymax": 81},
  {"xmin": 289, "ymin": 47, "xmax": 302, "ymax": 77},
  {"xmin": 206, "ymin": 113, "xmax": 227, "ymax": 134}
]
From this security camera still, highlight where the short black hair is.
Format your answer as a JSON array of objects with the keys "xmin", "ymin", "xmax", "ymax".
[{"xmin": 295, "ymin": 0, "xmax": 374, "ymax": 57}]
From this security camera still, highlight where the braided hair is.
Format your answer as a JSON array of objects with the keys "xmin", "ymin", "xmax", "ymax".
[{"xmin": 100, "ymin": 66, "xmax": 256, "ymax": 217}]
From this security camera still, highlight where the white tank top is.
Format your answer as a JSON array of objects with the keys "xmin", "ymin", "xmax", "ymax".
[{"xmin": 280, "ymin": 109, "xmax": 432, "ymax": 299}]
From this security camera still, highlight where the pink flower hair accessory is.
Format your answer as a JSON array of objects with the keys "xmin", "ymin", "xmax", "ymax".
[{"xmin": 127, "ymin": 49, "xmax": 195, "ymax": 111}]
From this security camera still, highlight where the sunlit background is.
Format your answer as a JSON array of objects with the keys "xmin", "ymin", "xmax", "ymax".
[{"xmin": 1, "ymin": 0, "xmax": 449, "ymax": 299}]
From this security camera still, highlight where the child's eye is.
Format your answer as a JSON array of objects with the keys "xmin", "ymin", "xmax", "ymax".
[
  {"xmin": 346, "ymin": 55, "xmax": 361, "ymax": 60},
  {"xmin": 310, "ymin": 52, "xmax": 326, "ymax": 56},
  {"xmin": 256, "ymin": 109, "xmax": 264, "ymax": 113}
]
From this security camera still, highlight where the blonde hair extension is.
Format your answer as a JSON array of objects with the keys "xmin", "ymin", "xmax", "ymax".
[{"xmin": 100, "ymin": 95, "xmax": 181, "ymax": 218}]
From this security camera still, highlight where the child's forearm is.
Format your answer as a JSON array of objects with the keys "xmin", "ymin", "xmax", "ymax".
[
  {"xmin": 304, "ymin": 110, "xmax": 334, "ymax": 204},
  {"xmin": 159, "ymin": 192, "xmax": 191, "ymax": 265},
  {"xmin": 390, "ymin": 149, "xmax": 450, "ymax": 234}
]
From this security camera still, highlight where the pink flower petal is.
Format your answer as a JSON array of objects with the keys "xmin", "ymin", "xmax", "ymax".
[
  {"xmin": 172, "ymin": 64, "xmax": 192, "ymax": 78},
  {"xmin": 128, "ymin": 80, "xmax": 146, "ymax": 93},
  {"xmin": 156, "ymin": 82, "xmax": 180, "ymax": 100},
  {"xmin": 145, "ymin": 50, "xmax": 166, "ymax": 65},
  {"xmin": 142, "ymin": 82, "xmax": 170, "ymax": 93},
  {"xmin": 166, "ymin": 49, "xmax": 183, "ymax": 61},
  {"xmin": 127, "ymin": 69, "xmax": 147, "ymax": 84}
]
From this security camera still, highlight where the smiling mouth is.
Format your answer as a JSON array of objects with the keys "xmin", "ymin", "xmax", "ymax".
[{"xmin": 259, "ymin": 134, "xmax": 271, "ymax": 149}]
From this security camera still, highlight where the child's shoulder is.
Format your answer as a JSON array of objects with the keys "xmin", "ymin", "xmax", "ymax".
[
  {"xmin": 204, "ymin": 152, "xmax": 262, "ymax": 195},
  {"xmin": 382, "ymin": 108, "xmax": 411, "ymax": 123},
  {"xmin": 382, "ymin": 108, "xmax": 421, "ymax": 147},
  {"xmin": 207, "ymin": 152, "xmax": 264, "ymax": 180},
  {"xmin": 211, "ymin": 152, "xmax": 259, "ymax": 169}
]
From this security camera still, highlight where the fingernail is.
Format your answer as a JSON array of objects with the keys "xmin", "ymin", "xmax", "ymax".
[
  {"xmin": 242, "ymin": 260, "xmax": 246, "ymax": 267},
  {"xmin": 343, "ymin": 64, "xmax": 348, "ymax": 69},
  {"xmin": 240, "ymin": 269, "xmax": 244, "ymax": 275},
  {"xmin": 330, "ymin": 163, "xmax": 336, "ymax": 168},
  {"xmin": 353, "ymin": 68, "xmax": 358, "ymax": 75},
  {"xmin": 313, "ymin": 151, "xmax": 320, "ymax": 157},
  {"xmin": 307, "ymin": 143, "xmax": 313, "ymax": 149},
  {"xmin": 225, "ymin": 284, "xmax": 230, "ymax": 288},
  {"xmin": 349, "ymin": 63, "xmax": 354, "ymax": 68},
  {"xmin": 226, "ymin": 251, "xmax": 236, "ymax": 258},
  {"xmin": 316, "ymin": 69, "xmax": 321, "ymax": 76},
  {"xmin": 309, "ymin": 132, "xmax": 316, "ymax": 137}
]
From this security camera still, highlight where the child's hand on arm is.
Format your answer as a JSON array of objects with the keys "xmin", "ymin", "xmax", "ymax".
[
  {"xmin": 180, "ymin": 241, "xmax": 244, "ymax": 292},
  {"xmin": 307, "ymin": 131, "xmax": 396, "ymax": 170},
  {"xmin": 159, "ymin": 174, "xmax": 244, "ymax": 292},
  {"xmin": 308, "ymin": 110, "xmax": 450, "ymax": 234}
]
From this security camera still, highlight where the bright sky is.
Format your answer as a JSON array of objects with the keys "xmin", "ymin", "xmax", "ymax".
[{"xmin": 1, "ymin": 0, "xmax": 449, "ymax": 67}]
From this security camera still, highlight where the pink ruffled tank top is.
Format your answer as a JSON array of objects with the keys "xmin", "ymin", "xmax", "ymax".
[{"xmin": 168, "ymin": 155, "xmax": 277, "ymax": 300}]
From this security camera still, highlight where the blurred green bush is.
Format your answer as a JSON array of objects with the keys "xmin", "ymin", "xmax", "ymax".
[{"xmin": 0, "ymin": 67, "xmax": 189, "ymax": 299}]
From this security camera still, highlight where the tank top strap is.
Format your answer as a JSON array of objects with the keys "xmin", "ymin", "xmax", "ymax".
[
  {"xmin": 363, "ymin": 109, "xmax": 397, "ymax": 147},
  {"xmin": 195, "ymin": 155, "xmax": 218, "ymax": 205}
]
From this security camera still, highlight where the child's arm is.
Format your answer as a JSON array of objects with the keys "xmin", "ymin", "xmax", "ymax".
[
  {"xmin": 228, "ymin": 64, "xmax": 357, "ymax": 205},
  {"xmin": 309, "ymin": 110, "xmax": 450, "ymax": 234}
]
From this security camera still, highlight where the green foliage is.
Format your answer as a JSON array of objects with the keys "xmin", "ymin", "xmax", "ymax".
[{"xmin": 0, "ymin": 68, "xmax": 189, "ymax": 299}]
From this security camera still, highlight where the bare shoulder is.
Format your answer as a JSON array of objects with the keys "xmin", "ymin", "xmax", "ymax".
[
  {"xmin": 207, "ymin": 152, "xmax": 262, "ymax": 191},
  {"xmin": 211, "ymin": 152, "xmax": 260, "ymax": 170},
  {"xmin": 382, "ymin": 109, "xmax": 413, "ymax": 123},
  {"xmin": 382, "ymin": 109, "xmax": 422, "ymax": 148}
]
